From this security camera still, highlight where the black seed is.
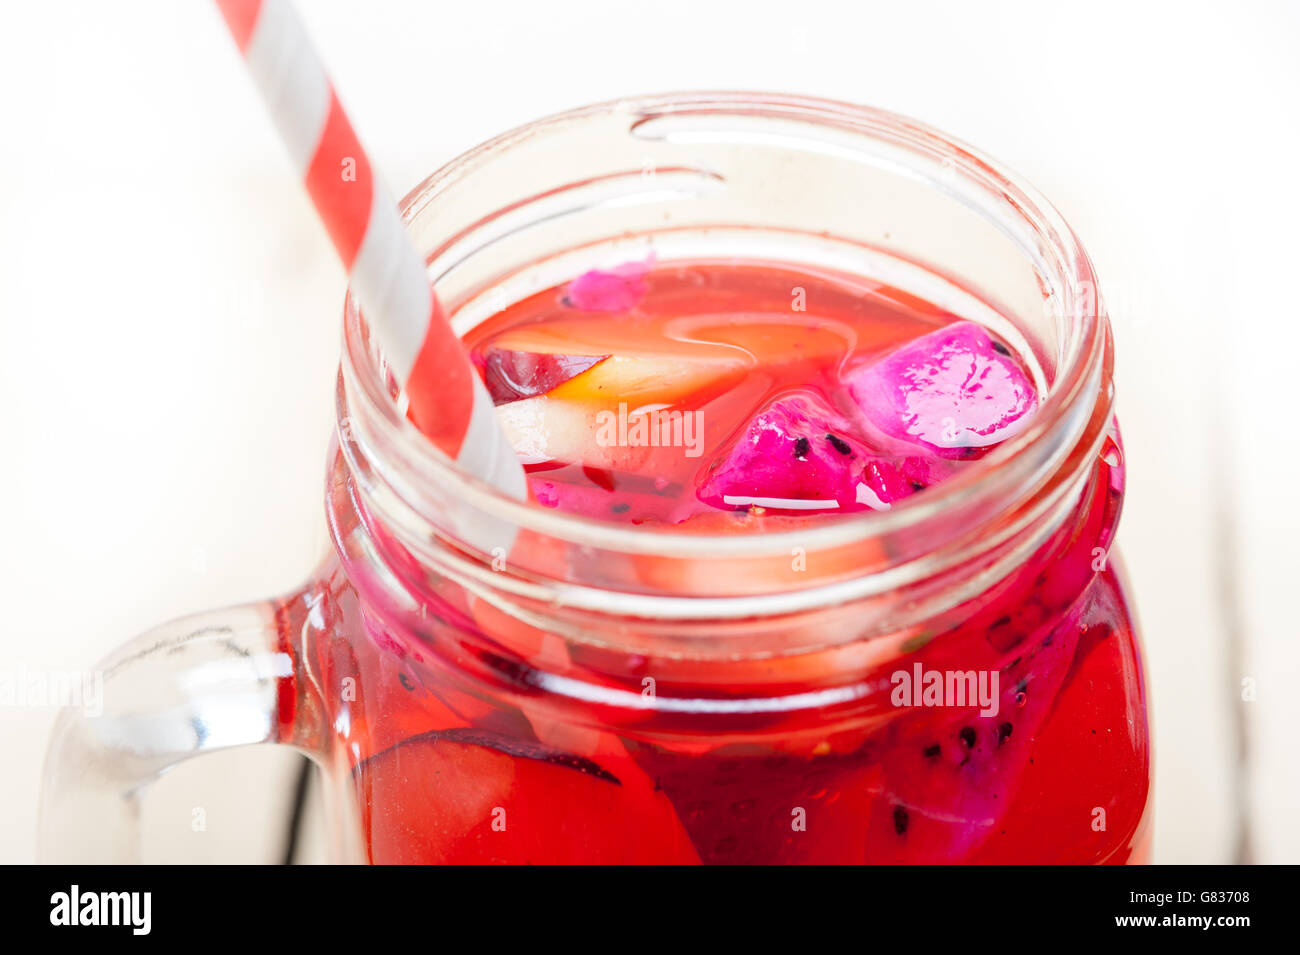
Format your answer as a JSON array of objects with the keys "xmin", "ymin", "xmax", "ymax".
[
  {"xmin": 397, "ymin": 673, "xmax": 415, "ymax": 692},
  {"xmin": 923, "ymin": 743, "xmax": 941, "ymax": 759},
  {"xmin": 997, "ymin": 722, "xmax": 1014, "ymax": 745},
  {"xmin": 611, "ymin": 502, "xmax": 631, "ymax": 514},
  {"xmin": 560, "ymin": 295, "xmax": 574, "ymax": 307},
  {"xmin": 910, "ymin": 480, "xmax": 926, "ymax": 491},
  {"xmin": 893, "ymin": 805, "xmax": 909, "ymax": 835},
  {"xmin": 825, "ymin": 433, "xmax": 852, "ymax": 455},
  {"xmin": 991, "ymin": 615, "xmax": 1012, "ymax": 629},
  {"xmin": 959, "ymin": 726, "xmax": 977, "ymax": 749},
  {"xmin": 793, "ymin": 437, "xmax": 810, "ymax": 459},
  {"xmin": 991, "ymin": 340, "xmax": 1011, "ymax": 356}
]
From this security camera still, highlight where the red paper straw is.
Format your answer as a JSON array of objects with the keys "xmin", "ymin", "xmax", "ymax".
[{"xmin": 214, "ymin": 0, "xmax": 525, "ymax": 504}]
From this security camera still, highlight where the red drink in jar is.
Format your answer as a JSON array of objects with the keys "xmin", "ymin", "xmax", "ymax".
[{"xmin": 308, "ymin": 259, "xmax": 1150, "ymax": 864}]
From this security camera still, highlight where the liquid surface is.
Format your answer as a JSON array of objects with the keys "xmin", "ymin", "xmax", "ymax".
[{"xmin": 462, "ymin": 260, "xmax": 1039, "ymax": 525}]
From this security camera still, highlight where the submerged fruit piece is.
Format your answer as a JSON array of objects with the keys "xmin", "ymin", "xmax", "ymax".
[
  {"xmin": 485, "ymin": 318, "xmax": 753, "ymax": 403},
  {"xmin": 358, "ymin": 730, "xmax": 699, "ymax": 863},
  {"xmin": 969, "ymin": 612, "xmax": 1151, "ymax": 863},
  {"xmin": 495, "ymin": 351, "xmax": 747, "ymax": 468},
  {"xmin": 846, "ymin": 321, "xmax": 1037, "ymax": 458},
  {"xmin": 479, "ymin": 347, "xmax": 607, "ymax": 404},
  {"xmin": 697, "ymin": 392, "xmax": 930, "ymax": 514},
  {"xmin": 548, "ymin": 354, "xmax": 746, "ymax": 404},
  {"xmin": 863, "ymin": 619, "xmax": 1078, "ymax": 862},
  {"xmin": 626, "ymin": 741, "xmax": 881, "ymax": 863}
]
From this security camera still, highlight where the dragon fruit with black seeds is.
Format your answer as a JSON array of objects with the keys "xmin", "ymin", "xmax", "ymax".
[
  {"xmin": 862, "ymin": 616, "xmax": 1080, "ymax": 862},
  {"xmin": 696, "ymin": 391, "xmax": 941, "ymax": 514}
]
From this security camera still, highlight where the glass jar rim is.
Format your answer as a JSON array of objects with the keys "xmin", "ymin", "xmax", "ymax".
[{"xmin": 339, "ymin": 90, "xmax": 1108, "ymax": 565}]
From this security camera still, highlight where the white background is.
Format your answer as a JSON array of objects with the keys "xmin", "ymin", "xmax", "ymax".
[{"xmin": 1, "ymin": 0, "xmax": 1297, "ymax": 863}]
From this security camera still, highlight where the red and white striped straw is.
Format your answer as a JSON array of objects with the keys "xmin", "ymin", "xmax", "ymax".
[{"xmin": 214, "ymin": 0, "xmax": 525, "ymax": 505}]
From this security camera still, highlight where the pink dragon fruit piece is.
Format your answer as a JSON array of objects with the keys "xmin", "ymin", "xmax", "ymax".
[
  {"xmin": 864, "ymin": 617, "xmax": 1079, "ymax": 862},
  {"xmin": 846, "ymin": 321, "xmax": 1038, "ymax": 459},
  {"xmin": 697, "ymin": 392, "xmax": 931, "ymax": 514},
  {"xmin": 563, "ymin": 257, "xmax": 653, "ymax": 312}
]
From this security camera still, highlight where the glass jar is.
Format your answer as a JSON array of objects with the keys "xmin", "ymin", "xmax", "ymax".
[{"xmin": 40, "ymin": 92, "xmax": 1150, "ymax": 864}]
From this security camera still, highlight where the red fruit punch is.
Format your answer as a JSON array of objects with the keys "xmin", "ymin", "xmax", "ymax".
[{"xmin": 310, "ymin": 259, "xmax": 1149, "ymax": 864}]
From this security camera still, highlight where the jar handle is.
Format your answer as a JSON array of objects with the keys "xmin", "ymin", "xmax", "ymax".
[{"xmin": 38, "ymin": 591, "xmax": 322, "ymax": 862}]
